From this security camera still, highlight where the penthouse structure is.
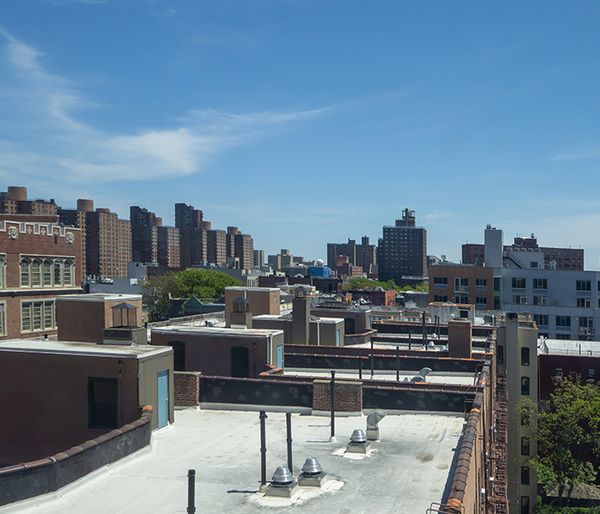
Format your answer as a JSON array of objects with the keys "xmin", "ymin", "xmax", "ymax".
[{"xmin": 0, "ymin": 214, "xmax": 82, "ymax": 339}]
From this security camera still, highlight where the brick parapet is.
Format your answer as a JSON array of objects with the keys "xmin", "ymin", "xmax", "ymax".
[
  {"xmin": 312, "ymin": 379, "xmax": 362, "ymax": 412},
  {"xmin": 174, "ymin": 371, "xmax": 201, "ymax": 407}
]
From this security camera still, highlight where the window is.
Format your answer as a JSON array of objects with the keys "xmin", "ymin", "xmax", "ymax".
[
  {"xmin": 42, "ymin": 259, "xmax": 52, "ymax": 286},
  {"xmin": 0, "ymin": 256, "xmax": 5, "ymax": 289},
  {"xmin": 454, "ymin": 295, "xmax": 469, "ymax": 304},
  {"xmin": 31, "ymin": 259, "xmax": 41, "ymax": 286},
  {"xmin": 475, "ymin": 278, "xmax": 487, "ymax": 287},
  {"xmin": 556, "ymin": 315, "xmax": 571, "ymax": 328},
  {"xmin": 533, "ymin": 278, "xmax": 547, "ymax": 289},
  {"xmin": 21, "ymin": 300, "xmax": 56, "ymax": 332},
  {"xmin": 521, "ymin": 347, "xmax": 530, "ymax": 366},
  {"xmin": 576, "ymin": 280, "xmax": 592, "ymax": 291},
  {"xmin": 533, "ymin": 295, "xmax": 547, "ymax": 306},
  {"xmin": 521, "ymin": 376, "xmax": 530, "ymax": 395},
  {"xmin": 63, "ymin": 259, "xmax": 74, "ymax": 286},
  {"xmin": 520, "ymin": 496, "xmax": 530, "ymax": 514},
  {"xmin": 0, "ymin": 302, "xmax": 5, "ymax": 336},
  {"xmin": 530, "ymin": 261, "xmax": 538, "ymax": 268},
  {"xmin": 497, "ymin": 344, "xmax": 504, "ymax": 365},
  {"xmin": 534, "ymin": 314, "xmax": 549, "ymax": 327},
  {"xmin": 433, "ymin": 295, "xmax": 448, "ymax": 302},
  {"xmin": 54, "ymin": 260, "xmax": 63, "ymax": 286},
  {"xmin": 454, "ymin": 278, "xmax": 468, "ymax": 288},
  {"xmin": 512, "ymin": 277, "xmax": 526, "ymax": 289},
  {"xmin": 521, "ymin": 437, "xmax": 530, "ymax": 456},
  {"xmin": 88, "ymin": 378, "xmax": 118, "ymax": 428},
  {"xmin": 475, "ymin": 297, "xmax": 487, "ymax": 305},
  {"xmin": 577, "ymin": 297, "xmax": 591, "ymax": 308},
  {"xmin": 521, "ymin": 466, "xmax": 530, "ymax": 485},
  {"xmin": 433, "ymin": 276, "xmax": 448, "ymax": 286},
  {"xmin": 554, "ymin": 368, "xmax": 563, "ymax": 381},
  {"xmin": 512, "ymin": 295, "xmax": 527, "ymax": 305},
  {"xmin": 20, "ymin": 258, "xmax": 31, "ymax": 287},
  {"xmin": 587, "ymin": 368, "xmax": 596, "ymax": 382}
]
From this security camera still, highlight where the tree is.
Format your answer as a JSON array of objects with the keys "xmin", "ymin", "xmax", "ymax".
[
  {"xmin": 143, "ymin": 269, "xmax": 242, "ymax": 321},
  {"xmin": 525, "ymin": 378, "xmax": 600, "ymax": 502}
]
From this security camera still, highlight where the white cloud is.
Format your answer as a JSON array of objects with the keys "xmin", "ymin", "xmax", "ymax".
[
  {"xmin": 550, "ymin": 150, "xmax": 600, "ymax": 162},
  {"xmin": 0, "ymin": 32, "xmax": 328, "ymax": 184}
]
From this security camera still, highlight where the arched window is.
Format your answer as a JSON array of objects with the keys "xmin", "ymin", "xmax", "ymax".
[
  {"xmin": 31, "ymin": 259, "xmax": 42, "ymax": 287},
  {"xmin": 20, "ymin": 258, "xmax": 31, "ymax": 287},
  {"xmin": 42, "ymin": 259, "xmax": 53, "ymax": 287},
  {"xmin": 63, "ymin": 259, "xmax": 73, "ymax": 286},
  {"xmin": 54, "ymin": 259, "xmax": 63, "ymax": 286}
]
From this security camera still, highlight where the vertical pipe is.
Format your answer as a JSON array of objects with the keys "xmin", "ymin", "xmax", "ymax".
[
  {"xmin": 408, "ymin": 329, "xmax": 412, "ymax": 350},
  {"xmin": 286, "ymin": 412, "xmax": 293, "ymax": 472},
  {"xmin": 422, "ymin": 311, "xmax": 427, "ymax": 349},
  {"xmin": 187, "ymin": 469, "xmax": 196, "ymax": 514},
  {"xmin": 396, "ymin": 345, "xmax": 400, "ymax": 382},
  {"xmin": 259, "ymin": 411, "xmax": 267, "ymax": 486},
  {"xmin": 370, "ymin": 351, "xmax": 374, "ymax": 378},
  {"xmin": 330, "ymin": 370, "xmax": 336, "ymax": 439},
  {"xmin": 358, "ymin": 356, "xmax": 363, "ymax": 380}
]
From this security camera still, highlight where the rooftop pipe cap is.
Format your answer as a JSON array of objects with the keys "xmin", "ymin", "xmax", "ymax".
[
  {"xmin": 350, "ymin": 429, "xmax": 367, "ymax": 444},
  {"xmin": 301, "ymin": 458, "xmax": 323, "ymax": 476},
  {"xmin": 272, "ymin": 465, "xmax": 293, "ymax": 485}
]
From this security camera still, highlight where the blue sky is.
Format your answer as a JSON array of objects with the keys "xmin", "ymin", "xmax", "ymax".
[{"xmin": 2, "ymin": 1, "xmax": 600, "ymax": 267}]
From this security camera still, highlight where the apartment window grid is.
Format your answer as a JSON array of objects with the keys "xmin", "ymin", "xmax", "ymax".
[
  {"xmin": 0, "ymin": 255, "xmax": 5, "ymax": 289},
  {"xmin": 475, "ymin": 278, "xmax": 487, "ymax": 288},
  {"xmin": 533, "ymin": 314, "xmax": 549, "ymax": 327},
  {"xmin": 533, "ymin": 278, "xmax": 547, "ymax": 289},
  {"xmin": 20, "ymin": 256, "xmax": 75, "ymax": 288},
  {"xmin": 475, "ymin": 296, "xmax": 487, "ymax": 306},
  {"xmin": 433, "ymin": 276, "xmax": 448, "ymax": 286},
  {"xmin": 512, "ymin": 277, "xmax": 527, "ymax": 289},
  {"xmin": 21, "ymin": 300, "xmax": 56, "ymax": 333},
  {"xmin": 576, "ymin": 280, "xmax": 592, "ymax": 292},
  {"xmin": 556, "ymin": 315, "xmax": 571, "ymax": 328}
]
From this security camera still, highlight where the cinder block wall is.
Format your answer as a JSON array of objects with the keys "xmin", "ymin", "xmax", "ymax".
[
  {"xmin": 312, "ymin": 379, "xmax": 362, "ymax": 412},
  {"xmin": 174, "ymin": 372, "xmax": 200, "ymax": 407}
]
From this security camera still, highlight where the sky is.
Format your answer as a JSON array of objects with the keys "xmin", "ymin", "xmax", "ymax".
[{"xmin": 2, "ymin": 1, "xmax": 600, "ymax": 267}]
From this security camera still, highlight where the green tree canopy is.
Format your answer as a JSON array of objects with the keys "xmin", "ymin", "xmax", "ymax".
[
  {"xmin": 143, "ymin": 269, "xmax": 241, "ymax": 321},
  {"xmin": 524, "ymin": 378, "xmax": 600, "ymax": 501},
  {"xmin": 342, "ymin": 277, "xmax": 428, "ymax": 293}
]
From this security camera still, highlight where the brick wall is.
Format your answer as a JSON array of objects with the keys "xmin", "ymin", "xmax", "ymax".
[
  {"xmin": 174, "ymin": 372, "xmax": 200, "ymax": 407},
  {"xmin": 312, "ymin": 379, "xmax": 362, "ymax": 412}
]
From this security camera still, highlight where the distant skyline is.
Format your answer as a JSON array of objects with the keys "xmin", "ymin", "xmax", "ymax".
[{"xmin": 2, "ymin": 1, "xmax": 600, "ymax": 267}]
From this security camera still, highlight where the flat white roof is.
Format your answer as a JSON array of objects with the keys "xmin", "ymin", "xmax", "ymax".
[
  {"xmin": 252, "ymin": 314, "xmax": 342, "ymax": 324},
  {"xmin": 0, "ymin": 339, "xmax": 171, "ymax": 360},
  {"xmin": 226, "ymin": 286, "xmax": 280, "ymax": 292},
  {"xmin": 153, "ymin": 325, "xmax": 284, "ymax": 338},
  {"xmin": 56, "ymin": 293, "xmax": 142, "ymax": 303},
  {"xmin": 540, "ymin": 338, "xmax": 600, "ymax": 356},
  {"xmin": 10, "ymin": 409, "xmax": 463, "ymax": 514}
]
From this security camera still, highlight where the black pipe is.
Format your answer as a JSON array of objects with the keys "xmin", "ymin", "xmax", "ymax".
[
  {"xmin": 330, "ymin": 370, "xmax": 336, "ymax": 439},
  {"xmin": 370, "ymin": 351, "xmax": 374, "ymax": 378},
  {"xmin": 358, "ymin": 357, "xmax": 363, "ymax": 380},
  {"xmin": 286, "ymin": 412, "xmax": 293, "ymax": 472},
  {"xmin": 187, "ymin": 469, "xmax": 196, "ymax": 514},
  {"xmin": 259, "ymin": 411, "xmax": 267, "ymax": 486},
  {"xmin": 408, "ymin": 329, "xmax": 412, "ymax": 350},
  {"xmin": 396, "ymin": 345, "xmax": 400, "ymax": 382}
]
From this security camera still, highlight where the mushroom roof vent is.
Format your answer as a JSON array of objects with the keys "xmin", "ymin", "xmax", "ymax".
[
  {"xmin": 301, "ymin": 458, "xmax": 323, "ymax": 476},
  {"xmin": 350, "ymin": 429, "xmax": 367, "ymax": 444},
  {"xmin": 272, "ymin": 465, "xmax": 293, "ymax": 485}
]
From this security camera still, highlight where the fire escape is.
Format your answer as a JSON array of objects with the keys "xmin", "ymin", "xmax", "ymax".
[{"xmin": 490, "ymin": 373, "xmax": 508, "ymax": 513}]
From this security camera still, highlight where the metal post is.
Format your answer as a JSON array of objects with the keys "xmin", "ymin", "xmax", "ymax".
[
  {"xmin": 330, "ymin": 370, "xmax": 336, "ymax": 439},
  {"xmin": 358, "ymin": 356, "xmax": 363, "ymax": 380},
  {"xmin": 370, "ymin": 351, "xmax": 374, "ymax": 378},
  {"xmin": 187, "ymin": 469, "xmax": 196, "ymax": 514},
  {"xmin": 259, "ymin": 411, "xmax": 267, "ymax": 487},
  {"xmin": 286, "ymin": 412, "xmax": 293, "ymax": 472},
  {"xmin": 408, "ymin": 329, "xmax": 412, "ymax": 350},
  {"xmin": 396, "ymin": 345, "xmax": 400, "ymax": 382},
  {"xmin": 422, "ymin": 311, "xmax": 427, "ymax": 349}
]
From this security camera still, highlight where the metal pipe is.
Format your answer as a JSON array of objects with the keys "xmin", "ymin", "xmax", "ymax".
[
  {"xmin": 187, "ymin": 469, "xmax": 196, "ymax": 514},
  {"xmin": 330, "ymin": 370, "xmax": 336, "ymax": 439},
  {"xmin": 259, "ymin": 411, "xmax": 267, "ymax": 486},
  {"xmin": 370, "ymin": 351, "xmax": 374, "ymax": 378},
  {"xmin": 422, "ymin": 311, "xmax": 427, "ymax": 349},
  {"xmin": 408, "ymin": 329, "xmax": 412, "ymax": 350},
  {"xmin": 358, "ymin": 356, "xmax": 363, "ymax": 380},
  {"xmin": 286, "ymin": 412, "xmax": 293, "ymax": 472},
  {"xmin": 396, "ymin": 345, "xmax": 400, "ymax": 382}
]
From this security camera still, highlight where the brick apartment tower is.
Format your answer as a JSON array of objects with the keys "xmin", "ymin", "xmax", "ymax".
[
  {"xmin": 157, "ymin": 226, "xmax": 181, "ymax": 269},
  {"xmin": 226, "ymin": 226, "xmax": 254, "ymax": 270},
  {"xmin": 130, "ymin": 205, "xmax": 160, "ymax": 264},
  {"xmin": 175, "ymin": 203, "xmax": 205, "ymax": 268},
  {"xmin": 0, "ymin": 186, "xmax": 59, "ymax": 217},
  {"xmin": 378, "ymin": 208, "xmax": 427, "ymax": 283},
  {"xmin": 85, "ymin": 208, "xmax": 132, "ymax": 278}
]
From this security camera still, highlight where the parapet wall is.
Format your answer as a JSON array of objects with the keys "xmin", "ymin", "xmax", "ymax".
[{"xmin": 0, "ymin": 410, "xmax": 152, "ymax": 507}]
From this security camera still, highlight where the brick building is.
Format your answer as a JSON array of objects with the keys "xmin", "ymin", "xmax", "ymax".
[
  {"xmin": 86, "ymin": 208, "xmax": 132, "ymax": 278},
  {"xmin": 428, "ymin": 263, "xmax": 495, "ymax": 310},
  {"xmin": 157, "ymin": 226, "xmax": 181, "ymax": 269},
  {"xmin": 130, "ymin": 205, "xmax": 160, "ymax": 264},
  {"xmin": 0, "ymin": 214, "xmax": 82, "ymax": 339},
  {"xmin": 207, "ymin": 228, "xmax": 226, "ymax": 266},
  {"xmin": 327, "ymin": 236, "xmax": 377, "ymax": 275},
  {"xmin": 0, "ymin": 186, "xmax": 58, "ymax": 217},
  {"xmin": 175, "ymin": 202, "xmax": 205, "ymax": 268}
]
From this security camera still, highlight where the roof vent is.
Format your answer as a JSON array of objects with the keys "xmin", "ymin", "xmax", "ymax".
[
  {"xmin": 346, "ymin": 429, "xmax": 370, "ymax": 454},
  {"xmin": 298, "ymin": 458, "xmax": 327, "ymax": 487},
  {"xmin": 265, "ymin": 465, "xmax": 298, "ymax": 498},
  {"xmin": 366, "ymin": 410, "xmax": 386, "ymax": 441},
  {"xmin": 271, "ymin": 465, "xmax": 293, "ymax": 485}
]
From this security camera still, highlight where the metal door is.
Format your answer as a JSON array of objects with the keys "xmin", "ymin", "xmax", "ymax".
[
  {"xmin": 157, "ymin": 369, "xmax": 169, "ymax": 429},
  {"xmin": 276, "ymin": 345, "xmax": 284, "ymax": 368}
]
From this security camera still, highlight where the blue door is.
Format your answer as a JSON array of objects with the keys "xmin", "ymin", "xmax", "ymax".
[
  {"xmin": 276, "ymin": 345, "xmax": 284, "ymax": 369},
  {"xmin": 157, "ymin": 370, "xmax": 169, "ymax": 429}
]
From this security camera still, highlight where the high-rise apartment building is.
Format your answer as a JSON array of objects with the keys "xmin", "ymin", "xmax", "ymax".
[
  {"xmin": 253, "ymin": 249, "xmax": 265, "ymax": 268},
  {"xmin": 86, "ymin": 208, "xmax": 132, "ymax": 278},
  {"xmin": 175, "ymin": 203, "xmax": 206, "ymax": 268},
  {"xmin": 59, "ymin": 198, "xmax": 93, "ymax": 283},
  {"xmin": 207, "ymin": 229, "xmax": 226, "ymax": 266},
  {"xmin": 157, "ymin": 226, "xmax": 180, "ymax": 269},
  {"xmin": 327, "ymin": 236, "xmax": 377, "ymax": 274},
  {"xmin": 0, "ymin": 186, "xmax": 59, "ymax": 217},
  {"xmin": 378, "ymin": 208, "xmax": 427, "ymax": 283},
  {"xmin": 130, "ymin": 206, "xmax": 160, "ymax": 264}
]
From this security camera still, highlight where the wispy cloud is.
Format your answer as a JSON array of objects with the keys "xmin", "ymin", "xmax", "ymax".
[
  {"xmin": 41, "ymin": 0, "xmax": 108, "ymax": 5},
  {"xmin": 550, "ymin": 150, "xmax": 600, "ymax": 162},
  {"xmin": 0, "ymin": 32, "xmax": 329, "ymax": 183}
]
